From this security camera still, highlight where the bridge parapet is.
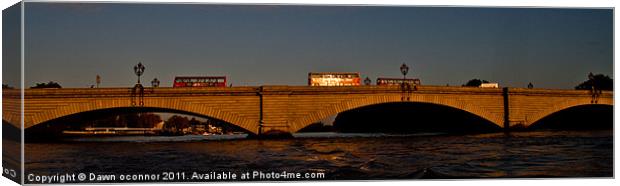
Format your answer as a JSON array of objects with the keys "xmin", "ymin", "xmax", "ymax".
[
  {"xmin": 7, "ymin": 85, "xmax": 531, "ymax": 98},
  {"xmin": 259, "ymin": 85, "xmax": 505, "ymax": 94},
  {"xmin": 18, "ymin": 87, "xmax": 260, "ymax": 98}
]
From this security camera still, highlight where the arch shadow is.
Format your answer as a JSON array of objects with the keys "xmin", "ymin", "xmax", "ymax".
[
  {"xmin": 305, "ymin": 102, "xmax": 502, "ymax": 134},
  {"xmin": 528, "ymin": 104, "xmax": 613, "ymax": 130}
]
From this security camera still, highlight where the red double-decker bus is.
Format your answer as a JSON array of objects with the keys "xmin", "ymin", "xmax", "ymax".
[
  {"xmin": 376, "ymin": 78, "xmax": 421, "ymax": 86},
  {"xmin": 173, "ymin": 76, "xmax": 227, "ymax": 88},
  {"xmin": 308, "ymin": 72, "xmax": 361, "ymax": 86}
]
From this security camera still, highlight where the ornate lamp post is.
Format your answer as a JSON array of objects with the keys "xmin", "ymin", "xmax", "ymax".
[
  {"xmin": 588, "ymin": 72, "xmax": 600, "ymax": 104},
  {"xmin": 151, "ymin": 78, "xmax": 160, "ymax": 88},
  {"xmin": 134, "ymin": 62, "xmax": 145, "ymax": 84},
  {"xmin": 364, "ymin": 77, "xmax": 371, "ymax": 86},
  {"xmin": 400, "ymin": 63, "xmax": 411, "ymax": 101},
  {"xmin": 96, "ymin": 75, "xmax": 101, "ymax": 88},
  {"xmin": 131, "ymin": 62, "xmax": 146, "ymax": 106},
  {"xmin": 400, "ymin": 63, "xmax": 409, "ymax": 80},
  {"xmin": 588, "ymin": 72, "xmax": 595, "ymax": 91}
]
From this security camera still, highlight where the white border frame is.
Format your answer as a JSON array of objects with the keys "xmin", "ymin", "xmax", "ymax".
[{"xmin": 0, "ymin": 1, "xmax": 617, "ymax": 186}]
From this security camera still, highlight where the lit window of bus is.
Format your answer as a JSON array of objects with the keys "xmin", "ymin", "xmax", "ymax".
[
  {"xmin": 173, "ymin": 76, "xmax": 227, "ymax": 88},
  {"xmin": 376, "ymin": 78, "xmax": 421, "ymax": 86}
]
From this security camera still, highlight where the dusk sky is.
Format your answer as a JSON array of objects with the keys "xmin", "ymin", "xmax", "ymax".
[{"xmin": 4, "ymin": 3, "xmax": 614, "ymax": 89}]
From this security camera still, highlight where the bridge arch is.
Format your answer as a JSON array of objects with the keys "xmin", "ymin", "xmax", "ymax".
[
  {"xmin": 290, "ymin": 94, "xmax": 504, "ymax": 133},
  {"xmin": 28, "ymin": 106, "xmax": 255, "ymax": 134},
  {"xmin": 526, "ymin": 98, "xmax": 613, "ymax": 127},
  {"xmin": 25, "ymin": 98, "xmax": 259, "ymax": 134}
]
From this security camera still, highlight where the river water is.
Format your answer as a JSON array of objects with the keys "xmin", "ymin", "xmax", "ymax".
[{"xmin": 23, "ymin": 130, "xmax": 612, "ymax": 183}]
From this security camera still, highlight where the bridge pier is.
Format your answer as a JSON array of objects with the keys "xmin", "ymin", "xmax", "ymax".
[
  {"xmin": 503, "ymin": 87, "xmax": 510, "ymax": 132},
  {"xmin": 258, "ymin": 87, "xmax": 264, "ymax": 136},
  {"xmin": 253, "ymin": 86, "xmax": 294, "ymax": 139}
]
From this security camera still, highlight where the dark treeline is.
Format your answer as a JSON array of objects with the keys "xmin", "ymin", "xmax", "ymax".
[
  {"xmin": 31, "ymin": 81, "xmax": 62, "ymax": 89},
  {"xmin": 462, "ymin": 79, "xmax": 490, "ymax": 87},
  {"xmin": 88, "ymin": 113, "xmax": 162, "ymax": 128},
  {"xmin": 575, "ymin": 73, "xmax": 613, "ymax": 91},
  {"xmin": 161, "ymin": 115, "xmax": 246, "ymax": 134}
]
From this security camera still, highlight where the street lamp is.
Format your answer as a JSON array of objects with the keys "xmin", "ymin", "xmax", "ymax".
[
  {"xmin": 134, "ymin": 62, "xmax": 145, "ymax": 84},
  {"xmin": 587, "ymin": 72, "xmax": 600, "ymax": 104},
  {"xmin": 588, "ymin": 72, "xmax": 597, "ymax": 92},
  {"xmin": 364, "ymin": 77, "xmax": 371, "ymax": 86},
  {"xmin": 400, "ymin": 63, "xmax": 409, "ymax": 79},
  {"xmin": 131, "ymin": 62, "xmax": 146, "ymax": 107},
  {"xmin": 151, "ymin": 78, "xmax": 160, "ymax": 88},
  {"xmin": 96, "ymin": 75, "xmax": 101, "ymax": 88},
  {"xmin": 400, "ymin": 63, "xmax": 410, "ymax": 89},
  {"xmin": 400, "ymin": 63, "xmax": 411, "ymax": 101}
]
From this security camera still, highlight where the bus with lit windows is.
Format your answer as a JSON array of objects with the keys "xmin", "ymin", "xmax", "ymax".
[
  {"xmin": 173, "ymin": 76, "xmax": 227, "ymax": 88},
  {"xmin": 308, "ymin": 72, "xmax": 361, "ymax": 86},
  {"xmin": 376, "ymin": 78, "xmax": 421, "ymax": 86}
]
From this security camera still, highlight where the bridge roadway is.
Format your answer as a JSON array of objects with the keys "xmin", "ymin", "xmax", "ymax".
[{"xmin": 2, "ymin": 85, "xmax": 613, "ymax": 136}]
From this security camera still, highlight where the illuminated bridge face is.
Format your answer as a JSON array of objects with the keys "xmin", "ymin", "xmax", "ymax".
[{"xmin": 2, "ymin": 85, "xmax": 613, "ymax": 136}]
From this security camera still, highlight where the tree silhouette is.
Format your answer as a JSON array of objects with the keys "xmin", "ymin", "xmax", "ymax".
[
  {"xmin": 31, "ymin": 81, "xmax": 62, "ymax": 89},
  {"xmin": 463, "ymin": 79, "xmax": 490, "ymax": 87},
  {"xmin": 165, "ymin": 115, "xmax": 191, "ymax": 131},
  {"xmin": 189, "ymin": 117, "xmax": 200, "ymax": 126},
  {"xmin": 575, "ymin": 73, "xmax": 613, "ymax": 91},
  {"xmin": 136, "ymin": 113, "xmax": 163, "ymax": 128}
]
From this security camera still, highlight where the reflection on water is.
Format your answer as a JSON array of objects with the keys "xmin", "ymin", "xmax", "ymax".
[{"xmin": 25, "ymin": 130, "xmax": 612, "ymax": 182}]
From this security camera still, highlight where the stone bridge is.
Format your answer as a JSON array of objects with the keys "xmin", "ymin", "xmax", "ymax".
[{"xmin": 2, "ymin": 86, "xmax": 613, "ymax": 136}]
